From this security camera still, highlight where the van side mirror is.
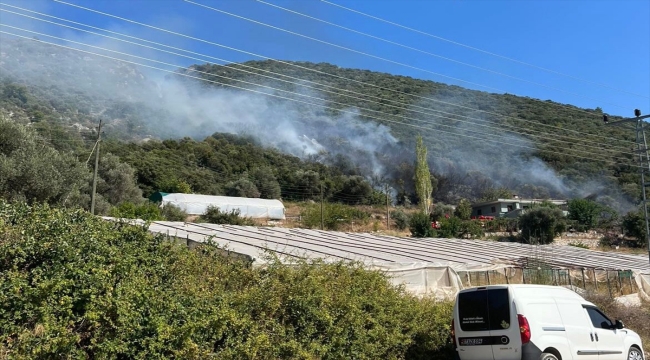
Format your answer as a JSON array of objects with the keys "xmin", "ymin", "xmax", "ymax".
[{"xmin": 615, "ymin": 320, "xmax": 624, "ymax": 329}]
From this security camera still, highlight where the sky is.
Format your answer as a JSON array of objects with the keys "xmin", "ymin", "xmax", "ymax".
[{"xmin": 0, "ymin": 0, "xmax": 649, "ymax": 117}]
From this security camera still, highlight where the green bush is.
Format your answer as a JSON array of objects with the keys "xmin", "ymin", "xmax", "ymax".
[
  {"xmin": 161, "ymin": 203, "xmax": 188, "ymax": 221},
  {"xmin": 109, "ymin": 201, "xmax": 163, "ymax": 220},
  {"xmin": 391, "ymin": 209, "xmax": 410, "ymax": 230},
  {"xmin": 0, "ymin": 201, "xmax": 454, "ymax": 359},
  {"xmin": 199, "ymin": 205, "xmax": 256, "ymax": 226},
  {"xmin": 409, "ymin": 211, "xmax": 436, "ymax": 238}
]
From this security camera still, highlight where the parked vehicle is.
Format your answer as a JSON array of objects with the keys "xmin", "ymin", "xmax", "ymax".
[{"xmin": 451, "ymin": 284, "xmax": 644, "ymax": 360}]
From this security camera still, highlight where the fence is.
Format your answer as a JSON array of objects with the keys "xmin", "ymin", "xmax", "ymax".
[{"xmin": 457, "ymin": 267, "xmax": 641, "ymax": 298}]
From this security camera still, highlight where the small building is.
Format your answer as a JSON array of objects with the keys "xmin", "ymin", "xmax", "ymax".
[
  {"xmin": 150, "ymin": 192, "xmax": 286, "ymax": 220},
  {"xmin": 471, "ymin": 198, "xmax": 567, "ymax": 219}
]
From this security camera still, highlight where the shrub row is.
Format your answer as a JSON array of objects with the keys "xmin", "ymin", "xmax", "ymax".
[{"xmin": 0, "ymin": 201, "xmax": 454, "ymax": 359}]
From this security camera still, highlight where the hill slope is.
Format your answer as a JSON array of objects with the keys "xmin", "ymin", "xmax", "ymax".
[{"xmin": 0, "ymin": 38, "xmax": 639, "ymax": 210}]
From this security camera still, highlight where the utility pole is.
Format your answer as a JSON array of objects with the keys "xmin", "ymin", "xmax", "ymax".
[
  {"xmin": 320, "ymin": 183, "xmax": 324, "ymax": 230},
  {"xmin": 604, "ymin": 109, "xmax": 650, "ymax": 266},
  {"xmin": 385, "ymin": 184, "xmax": 390, "ymax": 230},
  {"xmin": 90, "ymin": 119, "xmax": 102, "ymax": 215}
]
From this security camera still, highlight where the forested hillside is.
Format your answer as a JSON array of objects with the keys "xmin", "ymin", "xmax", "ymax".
[{"xmin": 0, "ymin": 38, "xmax": 641, "ymax": 211}]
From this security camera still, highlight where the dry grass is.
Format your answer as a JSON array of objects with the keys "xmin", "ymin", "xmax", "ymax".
[{"xmin": 279, "ymin": 201, "xmax": 415, "ymax": 237}]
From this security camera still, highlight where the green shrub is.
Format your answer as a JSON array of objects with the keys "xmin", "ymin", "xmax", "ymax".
[
  {"xmin": 0, "ymin": 200, "xmax": 454, "ymax": 359},
  {"xmin": 199, "ymin": 205, "xmax": 256, "ymax": 226},
  {"xmin": 391, "ymin": 209, "xmax": 410, "ymax": 230},
  {"xmin": 109, "ymin": 201, "xmax": 162, "ymax": 220},
  {"xmin": 409, "ymin": 211, "xmax": 436, "ymax": 238},
  {"xmin": 160, "ymin": 203, "xmax": 188, "ymax": 221}
]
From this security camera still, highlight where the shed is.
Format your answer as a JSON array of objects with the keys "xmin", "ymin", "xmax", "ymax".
[{"xmin": 150, "ymin": 193, "xmax": 285, "ymax": 220}]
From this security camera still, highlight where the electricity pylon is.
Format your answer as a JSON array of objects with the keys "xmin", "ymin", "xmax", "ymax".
[{"xmin": 604, "ymin": 109, "xmax": 650, "ymax": 266}]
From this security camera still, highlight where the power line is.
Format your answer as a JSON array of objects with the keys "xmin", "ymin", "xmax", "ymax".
[
  {"xmin": 2, "ymin": 25, "xmax": 636, "ymax": 163},
  {"xmin": 38, "ymin": 1, "xmax": 635, "ymax": 146},
  {"xmin": 0, "ymin": 13, "xmax": 633, "ymax": 155},
  {"xmin": 183, "ymin": 0, "xmax": 631, "ymax": 110},
  {"xmin": 256, "ymin": 0, "xmax": 642, "ymax": 106},
  {"xmin": 0, "ymin": 30, "xmax": 636, "ymax": 169},
  {"xmin": 320, "ymin": 0, "xmax": 650, "ymax": 100}
]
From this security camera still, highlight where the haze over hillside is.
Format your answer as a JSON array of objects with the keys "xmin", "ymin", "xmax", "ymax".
[{"xmin": 0, "ymin": 38, "xmax": 640, "ymax": 210}]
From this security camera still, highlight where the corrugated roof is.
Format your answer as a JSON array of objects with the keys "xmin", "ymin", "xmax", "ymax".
[{"xmin": 146, "ymin": 221, "xmax": 650, "ymax": 272}]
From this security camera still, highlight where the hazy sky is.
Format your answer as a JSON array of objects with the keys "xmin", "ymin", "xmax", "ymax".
[{"xmin": 0, "ymin": 0, "xmax": 649, "ymax": 116}]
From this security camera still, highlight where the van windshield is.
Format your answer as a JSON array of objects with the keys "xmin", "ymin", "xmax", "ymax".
[{"xmin": 458, "ymin": 288, "xmax": 511, "ymax": 331}]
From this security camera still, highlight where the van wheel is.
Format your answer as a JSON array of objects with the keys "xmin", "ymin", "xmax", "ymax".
[
  {"xmin": 541, "ymin": 353, "xmax": 559, "ymax": 360},
  {"xmin": 628, "ymin": 347, "xmax": 644, "ymax": 360}
]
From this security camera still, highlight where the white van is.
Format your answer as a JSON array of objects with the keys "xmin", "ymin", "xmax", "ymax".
[{"xmin": 451, "ymin": 284, "xmax": 644, "ymax": 360}]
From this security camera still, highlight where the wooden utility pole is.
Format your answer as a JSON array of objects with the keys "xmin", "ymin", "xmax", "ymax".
[
  {"xmin": 90, "ymin": 119, "xmax": 102, "ymax": 215},
  {"xmin": 320, "ymin": 183, "xmax": 324, "ymax": 230},
  {"xmin": 385, "ymin": 184, "xmax": 390, "ymax": 230}
]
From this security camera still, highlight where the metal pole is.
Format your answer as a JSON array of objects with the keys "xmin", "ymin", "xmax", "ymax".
[
  {"xmin": 639, "ymin": 121, "xmax": 650, "ymax": 265},
  {"xmin": 581, "ymin": 268, "xmax": 586, "ymax": 289},
  {"xmin": 486, "ymin": 271, "xmax": 491, "ymax": 285},
  {"xmin": 593, "ymin": 268, "xmax": 598, "ymax": 291},
  {"xmin": 605, "ymin": 111, "xmax": 650, "ymax": 267},
  {"xmin": 90, "ymin": 119, "xmax": 102, "ymax": 215}
]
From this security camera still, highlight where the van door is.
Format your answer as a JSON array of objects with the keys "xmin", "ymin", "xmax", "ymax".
[
  {"xmin": 486, "ymin": 287, "xmax": 521, "ymax": 360},
  {"xmin": 455, "ymin": 287, "xmax": 520, "ymax": 360},
  {"xmin": 583, "ymin": 306, "xmax": 626, "ymax": 360},
  {"xmin": 456, "ymin": 288, "xmax": 494, "ymax": 360},
  {"xmin": 556, "ymin": 301, "xmax": 599, "ymax": 358}
]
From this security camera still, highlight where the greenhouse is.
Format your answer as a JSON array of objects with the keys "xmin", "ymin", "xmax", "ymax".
[{"xmin": 149, "ymin": 192, "xmax": 285, "ymax": 219}]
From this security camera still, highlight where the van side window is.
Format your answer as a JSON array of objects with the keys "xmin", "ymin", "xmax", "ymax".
[
  {"xmin": 458, "ymin": 289, "xmax": 510, "ymax": 331},
  {"xmin": 585, "ymin": 307, "xmax": 613, "ymax": 329}
]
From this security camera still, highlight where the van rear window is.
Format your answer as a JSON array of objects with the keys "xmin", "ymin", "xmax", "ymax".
[{"xmin": 458, "ymin": 288, "xmax": 511, "ymax": 331}]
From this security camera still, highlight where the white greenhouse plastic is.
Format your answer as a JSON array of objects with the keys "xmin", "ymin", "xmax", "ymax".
[{"xmin": 159, "ymin": 193, "xmax": 285, "ymax": 219}]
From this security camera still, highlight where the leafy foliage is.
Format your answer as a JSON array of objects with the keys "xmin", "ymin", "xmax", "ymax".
[
  {"xmin": 391, "ymin": 209, "xmax": 410, "ymax": 230},
  {"xmin": 454, "ymin": 199, "xmax": 472, "ymax": 220},
  {"xmin": 199, "ymin": 206, "xmax": 257, "ymax": 226},
  {"xmin": 621, "ymin": 210, "xmax": 648, "ymax": 246},
  {"xmin": 409, "ymin": 212, "xmax": 436, "ymax": 238},
  {"xmin": 519, "ymin": 207, "xmax": 567, "ymax": 244},
  {"xmin": 109, "ymin": 201, "xmax": 163, "ymax": 221},
  {"xmin": 0, "ymin": 201, "xmax": 454, "ymax": 359},
  {"xmin": 567, "ymin": 198, "xmax": 601, "ymax": 230},
  {"xmin": 414, "ymin": 135, "xmax": 432, "ymax": 213}
]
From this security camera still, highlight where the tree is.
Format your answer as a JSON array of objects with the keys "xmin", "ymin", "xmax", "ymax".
[
  {"xmin": 567, "ymin": 198, "xmax": 601, "ymax": 230},
  {"xmin": 519, "ymin": 207, "xmax": 566, "ymax": 244},
  {"xmin": 0, "ymin": 119, "xmax": 88, "ymax": 205},
  {"xmin": 409, "ymin": 211, "xmax": 435, "ymax": 238},
  {"xmin": 454, "ymin": 198, "xmax": 472, "ymax": 220},
  {"xmin": 430, "ymin": 203, "xmax": 454, "ymax": 221},
  {"xmin": 249, "ymin": 167, "xmax": 281, "ymax": 199},
  {"xmin": 414, "ymin": 134, "xmax": 432, "ymax": 214},
  {"xmin": 95, "ymin": 153, "xmax": 144, "ymax": 206},
  {"xmin": 224, "ymin": 178, "xmax": 260, "ymax": 198},
  {"xmin": 622, "ymin": 210, "xmax": 647, "ymax": 246}
]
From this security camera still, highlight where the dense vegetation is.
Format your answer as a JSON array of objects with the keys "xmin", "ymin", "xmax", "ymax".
[{"xmin": 0, "ymin": 201, "xmax": 455, "ymax": 359}]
